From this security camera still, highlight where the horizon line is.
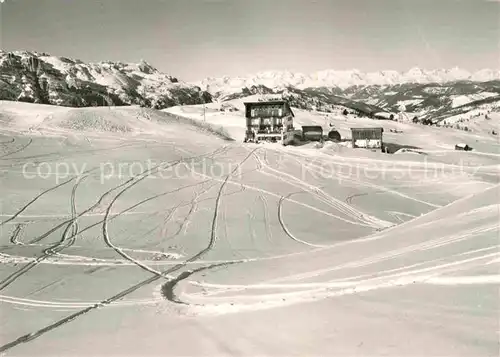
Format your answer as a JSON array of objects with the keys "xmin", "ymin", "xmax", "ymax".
[{"xmin": 3, "ymin": 49, "xmax": 500, "ymax": 82}]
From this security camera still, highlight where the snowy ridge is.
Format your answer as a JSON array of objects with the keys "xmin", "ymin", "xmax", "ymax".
[
  {"xmin": 0, "ymin": 50, "xmax": 210, "ymax": 109},
  {"xmin": 198, "ymin": 68, "xmax": 500, "ymax": 121},
  {"xmin": 198, "ymin": 67, "xmax": 500, "ymax": 93}
]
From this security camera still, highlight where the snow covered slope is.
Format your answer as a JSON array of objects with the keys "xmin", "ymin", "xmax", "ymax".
[
  {"xmin": 0, "ymin": 51, "xmax": 211, "ymax": 109},
  {"xmin": 164, "ymin": 95, "xmax": 500, "ymax": 150},
  {"xmin": 0, "ymin": 99, "xmax": 498, "ymax": 356},
  {"xmin": 0, "ymin": 100, "xmax": 234, "ymax": 144},
  {"xmin": 347, "ymin": 81, "xmax": 500, "ymax": 120}
]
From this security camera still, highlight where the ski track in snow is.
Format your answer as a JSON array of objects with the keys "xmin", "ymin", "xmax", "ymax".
[
  {"xmin": 0, "ymin": 142, "xmax": 257, "ymax": 352},
  {"xmin": 153, "ymin": 146, "xmax": 499, "ymax": 315}
]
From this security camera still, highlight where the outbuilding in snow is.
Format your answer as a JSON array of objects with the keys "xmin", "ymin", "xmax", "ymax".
[
  {"xmin": 301, "ymin": 125, "xmax": 323, "ymax": 142},
  {"xmin": 455, "ymin": 143, "xmax": 472, "ymax": 151},
  {"xmin": 327, "ymin": 129, "xmax": 341, "ymax": 142},
  {"xmin": 373, "ymin": 112, "xmax": 394, "ymax": 120}
]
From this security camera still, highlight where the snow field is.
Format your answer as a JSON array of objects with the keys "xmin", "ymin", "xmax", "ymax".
[{"xmin": 0, "ymin": 101, "xmax": 498, "ymax": 356}]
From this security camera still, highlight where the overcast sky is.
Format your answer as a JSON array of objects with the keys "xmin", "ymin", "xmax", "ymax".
[{"xmin": 1, "ymin": 0, "xmax": 498, "ymax": 81}]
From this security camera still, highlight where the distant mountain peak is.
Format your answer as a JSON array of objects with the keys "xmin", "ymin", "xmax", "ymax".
[
  {"xmin": 0, "ymin": 50, "xmax": 210, "ymax": 109},
  {"xmin": 138, "ymin": 59, "xmax": 158, "ymax": 74},
  {"xmin": 199, "ymin": 67, "xmax": 500, "ymax": 94}
]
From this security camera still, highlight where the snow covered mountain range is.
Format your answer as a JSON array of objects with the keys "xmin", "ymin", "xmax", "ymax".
[
  {"xmin": 198, "ymin": 68, "xmax": 500, "ymax": 94},
  {"xmin": 0, "ymin": 50, "xmax": 211, "ymax": 109},
  {"xmin": 198, "ymin": 69, "xmax": 500, "ymax": 121},
  {"xmin": 0, "ymin": 50, "xmax": 499, "ymax": 122}
]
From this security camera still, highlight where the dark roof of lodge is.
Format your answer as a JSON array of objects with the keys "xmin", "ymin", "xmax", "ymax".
[
  {"xmin": 350, "ymin": 127, "xmax": 384, "ymax": 131},
  {"xmin": 244, "ymin": 100, "xmax": 289, "ymax": 106},
  {"xmin": 302, "ymin": 125, "xmax": 323, "ymax": 130}
]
